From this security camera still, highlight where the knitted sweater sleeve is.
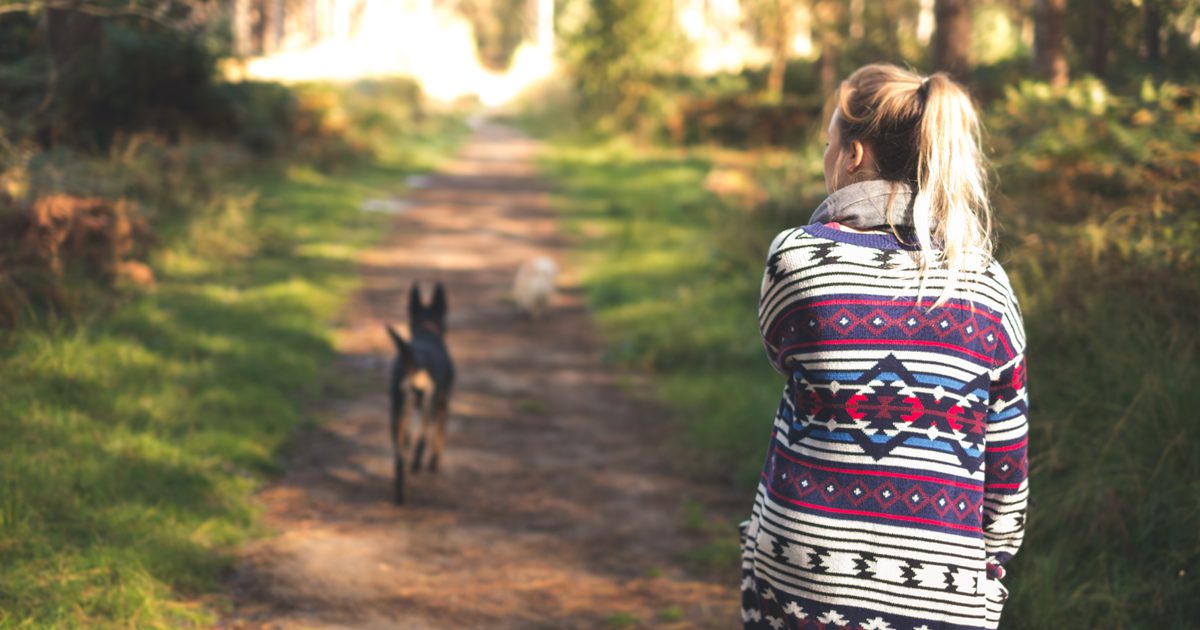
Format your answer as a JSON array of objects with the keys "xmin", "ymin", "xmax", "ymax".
[
  {"xmin": 758, "ymin": 228, "xmax": 802, "ymax": 376},
  {"xmin": 982, "ymin": 276, "xmax": 1030, "ymax": 579}
]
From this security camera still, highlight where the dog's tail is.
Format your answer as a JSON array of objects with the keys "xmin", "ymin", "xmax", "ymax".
[
  {"xmin": 385, "ymin": 324, "xmax": 413, "ymax": 367},
  {"xmin": 385, "ymin": 323, "xmax": 405, "ymax": 348}
]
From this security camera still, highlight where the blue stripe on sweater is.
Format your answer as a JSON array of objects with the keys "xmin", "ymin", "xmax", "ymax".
[
  {"xmin": 812, "ymin": 370, "xmax": 986, "ymax": 396},
  {"xmin": 803, "ymin": 427, "xmax": 983, "ymax": 457}
]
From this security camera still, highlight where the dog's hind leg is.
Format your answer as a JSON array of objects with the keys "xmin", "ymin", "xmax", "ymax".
[
  {"xmin": 390, "ymin": 379, "xmax": 408, "ymax": 505},
  {"xmin": 429, "ymin": 391, "xmax": 450, "ymax": 473},
  {"xmin": 411, "ymin": 386, "xmax": 429, "ymax": 473},
  {"xmin": 386, "ymin": 326, "xmax": 413, "ymax": 505},
  {"xmin": 412, "ymin": 434, "xmax": 426, "ymax": 474}
]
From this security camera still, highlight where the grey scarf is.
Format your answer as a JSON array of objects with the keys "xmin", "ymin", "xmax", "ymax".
[{"xmin": 808, "ymin": 179, "xmax": 916, "ymax": 229}]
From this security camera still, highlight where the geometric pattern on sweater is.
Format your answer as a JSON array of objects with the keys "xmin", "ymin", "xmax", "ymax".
[
  {"xmin": 750, "ymin": 528, "xmax": 985, "ymax": 593},
  {"xmin": 785, "ymin": 355, "xmax": 991, "ymax": 472},
  {"xmin": 741, "ymin": 583, "xmax": 988, "ymax": 630},
  {"xmin": 765, "ymin": 300, "xmax": 1009, "ymax": 358},
  {"xmin": 742, "ymin": 223, "xmax": 1029, "ymax": 630},
  {"xmin": 741, "ymin": 578, "xmax": 998, "ymax": 630},
  {"xmin": 763, "ymin": 445, "xmax": 985, "ymax": 530}
]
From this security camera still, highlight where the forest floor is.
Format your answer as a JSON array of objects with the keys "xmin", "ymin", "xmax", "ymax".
[{"xmin": 218, "ymin": 123, "xmax": 745, "ymax": 629}]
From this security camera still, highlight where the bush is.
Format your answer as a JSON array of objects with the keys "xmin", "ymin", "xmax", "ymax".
[
  {"xmin": 670, "ymin": 93, "xmax": 823, "ymax": 147},
  {"xmin": 0, "ymin": 194, "xmax": 154, "ymax": 324},
  {"xmin": 208, "ymin": 81, "xmax": 301, "ymax": 156},
  {"xmin": 56, "ymin": 22, "xmax": 217, "ymax": 147},
  {"xmin": 563, "ymin": 0, "xmax": 688, "ymax": 135},
  {"xmin": 989, "ymin": 77, "xmax": 1199, "ymax": 273},
  {"xmin": 0, "ymin": 14, "xmax": 222, "ymax": 149}
]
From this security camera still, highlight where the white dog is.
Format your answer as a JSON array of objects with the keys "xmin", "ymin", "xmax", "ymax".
[{"xmin": 512, "ymin": 256, "xmax": 558, "ymax": 319}]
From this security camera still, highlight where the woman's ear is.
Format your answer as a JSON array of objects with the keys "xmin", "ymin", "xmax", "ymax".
[{"xmin": 847, "ymin": 139, "xmax": 866, "ymax": 173}]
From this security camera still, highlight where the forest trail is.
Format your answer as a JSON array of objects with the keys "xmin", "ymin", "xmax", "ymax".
[{"xmin": 221, "ymin": 123, "xmax": 744, "ymax": 629}]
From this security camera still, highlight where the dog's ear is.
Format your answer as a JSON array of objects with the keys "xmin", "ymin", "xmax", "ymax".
[
  {"xmin": 408, "ymin": 282, "xmax": 423, "ymax": 321},
  {"xmin": 386, "ymin": 324, "xmax": 413, "ymax": 368},
  {"xmin": 431, "ymin": 282, "xmax": 447, "ymax": 322}
]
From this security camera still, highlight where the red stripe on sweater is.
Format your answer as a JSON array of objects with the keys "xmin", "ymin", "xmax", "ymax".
[
  {"xmin": 763, "ymin": 481, "xmax": 983, "ymax": 533},
  {"xmin": 987, "ymin": 438, "xmax": 1027, "ymax": 453},
  {"xmin": 765, "ymin": 298, "xmax": 1003, "ymax": 341},
  {"xmin": 772, "ymin": 446, "xmax": 982, "ymax": 491},
  {"xmin": 780, "ymin": 338, "xmax": 994, "ymax": 363}
]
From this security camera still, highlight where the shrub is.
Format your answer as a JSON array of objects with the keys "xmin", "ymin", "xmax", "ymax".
[
  {"xmin": 0, "ymin": 194, "xmax": 154, "ymax": 327},
  {"xmin": 671, "ymin": 93, "xmax": 823, "ymax": 147},
  {"xmin": 562, "ymin": 0, "xmax": 688, "ymax": 135}
]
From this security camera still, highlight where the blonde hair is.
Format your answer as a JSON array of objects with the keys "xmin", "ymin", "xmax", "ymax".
[{"xmin": 833, "ymin": 63, "xmax": 993, "ymax": 306}]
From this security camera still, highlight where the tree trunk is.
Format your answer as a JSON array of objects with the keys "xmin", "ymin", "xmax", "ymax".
[
  {"xmin": 1087, "ymin": 0, "xmax": 1110, "ymax": 77},
  {"xmin": 42, "ymin": 6, "xmax": 103, "ymax": 144},
  {"xmin": 309, "ymin": 0, "xmax": 319, "ymax": 43},
  {"xmin": 266, "ymin": 0, "xmax": 284, "ymax": 52},
  {"xmin": 811, "ymin": 0, "xmax": 844, "ymax": 97},
  {"xmin": 1143, "ymin": 0, "xmax": 1163, "ymax": 62},
  {"xmin": 881, "ymin": 0, "xmax": 901, "ymax": 59},
  {"xmin": 1034, "ymin": 0, "xmax": 1068, "ymax": 88},
  {"xmin": 45, "ymin": 6, "xmax": 102, "ymax": 65},
  {"xmin": 849, "ymin": 0, "xmax": 864, "ymax": 41},
  {"xmin": 766, "ymin": 0, "xmax": 793, "ymax": 100},
  {"xmin": 818, "ymin": 42, "xmax": 839, "ymax": 97},
  {"xmin": 933, "ymin": 0, "xmax": 971, "ymax": 81},
  {"xmin": 233, "ymin": 0, "xmax": 253, "ymax": 55}
]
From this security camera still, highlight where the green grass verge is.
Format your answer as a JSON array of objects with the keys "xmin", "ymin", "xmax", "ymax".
[
  {"xmin": 540, "ymin": 140, "xmax": 812, "ymax": 485},
  {"xmin": 0, "ymin": 110, "xmax": 465, "ymax": 627}
]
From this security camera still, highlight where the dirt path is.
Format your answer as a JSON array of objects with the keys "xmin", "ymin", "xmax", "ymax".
[{"xmin": 222, "ymin": 123, "xmax": 743, "ymax": 629}]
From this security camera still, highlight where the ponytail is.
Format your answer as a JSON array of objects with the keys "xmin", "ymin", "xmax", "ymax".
[
  {"xmin": 834, "ymin": 65, "xmax": 994, "ymax": 307},
  {"xmin": 911, "ymin": 73, "xmax": 993, "ymax": 305}
]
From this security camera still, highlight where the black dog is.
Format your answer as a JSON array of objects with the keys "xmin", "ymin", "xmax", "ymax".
[{"xmin": 386, "ymin": 282, "xmax": 455, "ymax": 505}]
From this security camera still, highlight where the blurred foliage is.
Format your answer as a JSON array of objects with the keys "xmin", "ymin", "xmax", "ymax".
[
  {"xmin": 561, "ymin": 0, "xmax": 689, "ymax": 136},
  {"xmin": 0, "ymin": 77, "xmax": 433, "ymax": 329},
  {"xmin": 458, "ymin": 0, "xmax": 530, "ymax": 71},
  {"xmin": 553, "ymin": 0, "xmax": 1200, "ymax": 146},
  {"xmin": 0, "ymin": 21, "xmax": 444, "ymax": 332},
  {"xmin": 0, "ymin": 1, "xmax": 430, "ymax": 161},
  {"xmin": 0, "ymin": 1, "xmax": 227, "ymax": 148},
  {"xmin": 1066, "ymin": 0, "xmax": 1200, "ymax": 86},
  {"xmin": 989, "ymin": 77, "xmax": 1200, "ymax": 274}
]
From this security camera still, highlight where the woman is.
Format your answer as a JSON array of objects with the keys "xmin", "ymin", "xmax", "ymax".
[{"xmin": 740, "ymin": 64, "xmax": 1029, "ymax": 630}]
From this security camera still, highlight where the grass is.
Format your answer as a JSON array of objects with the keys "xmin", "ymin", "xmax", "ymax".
[
  {"xmin": 516, "ymin": 398, "xmax": 548, "ymax": 414},
  {"xmin": 540, "ymin": 140, "xmax": 803, "ymax": 486},
  {"xmin": 0, "ymin": 90, "xmax": 466, "ymax": 627},
  {"xmin": 538, "ymin": 80, "xmax": 1199, "ymax": 628},
  {"xmin": 602, "ymin": 611, "xmax": 641, "ymax": 627}
]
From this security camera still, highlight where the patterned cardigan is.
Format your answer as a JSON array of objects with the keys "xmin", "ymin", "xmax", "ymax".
[{"xmin": 740, "ymin": 184, "xmax": 1030, "ymax": 630}]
